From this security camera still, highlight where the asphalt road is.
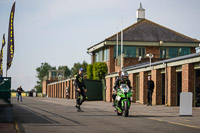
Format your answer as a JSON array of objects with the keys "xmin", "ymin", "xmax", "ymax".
[{"xmin": 12, "ymin": 97, "xmax": 200, "ymax": 133}]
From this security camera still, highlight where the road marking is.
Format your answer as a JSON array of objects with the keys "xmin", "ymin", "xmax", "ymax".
[
  {"xmin": 148, "ymin": 118, "xmax": 200, "ymax": 129},
  {"xmin": 182, "ymin": 119, "xmax": 191, "ymax": 122},
  {"xmin": 14, "ymin": 120, "xmax": 21, "ymax": 133}
]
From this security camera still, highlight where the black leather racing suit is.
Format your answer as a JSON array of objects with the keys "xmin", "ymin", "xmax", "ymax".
[{"xmin": 74, "ymin": 74, "xmax": 86, "ymax": 105}]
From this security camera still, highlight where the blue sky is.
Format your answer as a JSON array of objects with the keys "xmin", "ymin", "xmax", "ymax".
[{"xmin": 0, "ymin": 0, "xmax": 200, "ymax": 91}]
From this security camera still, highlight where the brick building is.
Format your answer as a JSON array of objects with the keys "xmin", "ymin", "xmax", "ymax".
[
  {"xmin": 87, "ymin": 4, "xmax": 199, "ymax": 74},
  {"xmin": 105, "ymin": 52, "xmax": 200, "ymax": 106}
]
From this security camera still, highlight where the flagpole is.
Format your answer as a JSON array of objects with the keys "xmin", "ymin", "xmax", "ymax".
[
  {"xmin": 121, "ymin": 17, "xmax": 123, "ymax": 70},
  {"xmin": 116, "ymin": 24, "xmax": 118, "ymax": 57}
]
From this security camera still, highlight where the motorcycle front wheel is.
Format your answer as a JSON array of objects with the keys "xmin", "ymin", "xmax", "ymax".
[{"xmin": 124, "ymin": 100, "xmax": 129, "ymax": 117}]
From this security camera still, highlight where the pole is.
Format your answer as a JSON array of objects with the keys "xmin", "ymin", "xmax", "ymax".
[
  {"xmin": 116, "ymin": 25, "xmax": 118, "ymax": 57},
  {"xmin": 165, "ymin": 63, "xmax": 168, "ymax": 105},
  {"xmin": 121, "ymin": 17, "xmax": 123, "ymax": 70},
  {"xmin": 150, "ymin": 56, "xmax": 151, "ymax": 68}
]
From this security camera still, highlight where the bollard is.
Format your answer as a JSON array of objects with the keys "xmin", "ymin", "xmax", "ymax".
[{"xmin": 179, "ymin": 92, "xmax": 192, "ymax": 116}]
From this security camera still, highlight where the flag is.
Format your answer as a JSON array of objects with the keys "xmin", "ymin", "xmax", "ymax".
[
  {"xmin": 7, "ymin": 2, "xmax": 16, "ymax": 70},
  {"xmin": 0, "ymin": 34, "xmax": 5, "ymax": 77}
]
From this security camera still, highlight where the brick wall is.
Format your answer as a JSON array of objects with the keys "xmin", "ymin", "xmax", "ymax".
[
  {"xmin": 108, "ymin": 46, "xmax": 115, "ymax": 73},
  {"xmin": 64, "ymin": 82, "xmax": 66, "ymax": 99},
  {"xmin": 182, "ymin": 64, "xmax": 195, "ymax": 106},
  {"xmin": 167, "ymin": 67, "xmax": 176, "ymax": 106},
  {"xmin": 115, "ymin": 60, "xmax": 121, "ymax": 72},
  {"xmin": 129, "ymin": 73, "xmax": 136, "ymax": 103},
  {"xmin": 152, "ymin": 69, "xmax": 162, "ymax": 105},
  {"xmin": 42, "ymin": 80, "xmax": 47, "ymax": 95},
  {"xmin": 70, "ymin": 80, "xmax": 73, "ymax": 99},
  {"xmin": 106, "ymin": 78, "xmax": 112, "ymax": 102},
  {"xmin": 146, "ymin": 46, "xmax": 160, "ymax": 58},
  {"xmin": 123, "ymin": 58, "xmax": 149, "ymax": 68},
  {"xmin": 112, "ymin": 77, "xmax": 117, "ymax": 102},
  {"xmin": 191, "ymin": 47, "xmax": 196, "ymax": 54},
  {"xmin": 42, "ymin": 80, "xmax": 58, "ymax": 95},
  {"xmin": 139, "ymin": 71, "xmax": 148, "ymax": 104},
  {"xmin": 73, "ymin": 80, "xmax": 76, "ymax": 99},
  {"xmin": 47, "ymin": 80, "xmax": 74, "ymax": 99}
]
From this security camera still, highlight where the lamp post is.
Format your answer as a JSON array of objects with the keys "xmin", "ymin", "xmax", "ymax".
[
  {"xmin": 146, "ymin": 53, "xmax": 153, "ymax": 68},
  {"xmin": 121, "ymin": 17, "xmax": 123, "ymax": 70}
]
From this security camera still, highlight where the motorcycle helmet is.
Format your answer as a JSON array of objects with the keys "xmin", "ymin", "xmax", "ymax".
[{"xmin": 121, "ymin": 71, "xmax": 128, "ymax": 80}]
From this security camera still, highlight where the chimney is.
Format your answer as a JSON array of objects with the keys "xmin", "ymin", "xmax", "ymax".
[{"xmin": 136, "ymin": 3, "xmax": 145, "ymax": 22}]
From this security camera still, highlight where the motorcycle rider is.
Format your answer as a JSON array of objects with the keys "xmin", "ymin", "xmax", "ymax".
[
  {"xmin": 112, "ymin": 70, "xmax": 132, "ymax": 107},
  {"xmin": 112, "ymin": 70, "xmax": 121, "ymax": 106},
  {"xmin": 74, "ymin": 68, "xmax": 87, "ymax": 112}
]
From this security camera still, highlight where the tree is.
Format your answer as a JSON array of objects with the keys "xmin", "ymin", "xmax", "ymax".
[
  {"xmin": 71, "ymin": 62, "xmax": 81, "ymax": 76},
  {"xmin": 82, "ymin": 61, "xmax": 88, "ymax": 74},
  {"xmin": 11, "ymin": 89, "xmax": 17, "ymax": 92},
  {"xmin": 30, "ymin": 88, "xmax": 36, "ymax": 92},
  {"xmin": 35, "ymin": 62, "xmax": 56, "ymax": 93},
  {"xmin": 71, "ymin": 61, "xmax": 88, "ymax": 76},
  {"xmin": 58, "ymin": 66, "xmax": 71, "ymax": 78}
]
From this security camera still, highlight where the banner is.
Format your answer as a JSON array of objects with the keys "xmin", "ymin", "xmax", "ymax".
[
  {"xmin": 0, "ymin": 34, "xmax": 5, "ymax": 77},
  {"xmin": 7, "ymin": 2, "xmax": 16, "ymax": 70}
]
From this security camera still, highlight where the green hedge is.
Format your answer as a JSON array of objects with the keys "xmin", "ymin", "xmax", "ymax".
[
  {"xmin": 87, "ymin": 62, "xmax": 107, "ymax": 80},
  {"xmin": 87, "ymin": 64, "xmax": 93, "ymax": 79}
]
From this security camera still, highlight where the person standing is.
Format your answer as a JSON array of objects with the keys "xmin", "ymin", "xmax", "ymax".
[
  {"xmin": 74, "ymin": 68, "xmax": 87, "ymax": 112},
  {"xmin": 147, "ymin": 76, "xmax": 154, "ymax": 106},
  {"xmin": 17, "ymin": 86, "xmax": 23, "ymax": 102}
]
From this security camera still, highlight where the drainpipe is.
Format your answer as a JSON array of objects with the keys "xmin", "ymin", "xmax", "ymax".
[{"xmin": 165, "ymin": 62, "xmax": 168, "ymax": 106}]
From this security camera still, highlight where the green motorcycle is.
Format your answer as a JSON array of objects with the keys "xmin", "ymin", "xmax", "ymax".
[{"xmin": 115, "ymin": 84, "xmax": 133, "ymax": 117}]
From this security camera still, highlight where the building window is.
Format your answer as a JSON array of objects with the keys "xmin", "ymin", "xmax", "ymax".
[
  {"xmin": 95, "ymin": 50, "xmax": 104, "ymax": 62},
  {"xmin": 168, "ymin": 47, "xmax": 190, "ymax": 58},
  {"xmin": 180, "ymin": 48, "xmax": 190, "ymax": 56},
  {"xmin": 125, "ymin": 46, "xmax": 137, "ymax": 58},
  {"xmin": 114, "ymin": 46, "xmax": 137, "ymax": 58},
  {"xmin": 95, "ymin": 53, "xmax": 99, "ymax": 62},
  {"xmin": 51, "ymin": 72, "xmax": 57, "ymax": 77},
  {"xmin": 114, "ymin": 46, "xmax": 121, "ymax": 58},
  {"xmin": 99, "ymin": 50, "xmax": 103, "ymax": 62},
  {"xmin": 160, "ymin": 48, "xmax": 167, "ymax": 58},
  {"xmin": 103, "ymin": 48, "xmax": 109, "ymax": 61},
  {"xmin": 137, "ymin": 47, "xmax": 145, "ymax": 58}
]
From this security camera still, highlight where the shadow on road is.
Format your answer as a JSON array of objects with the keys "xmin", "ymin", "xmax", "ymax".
[
  {"xmin": 13, "ymin": 104, "xmax": 56, "ymax": 133},
  {"xmin": 13, "ymin": 104, "xmax": 56, "ymax": 124}
]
